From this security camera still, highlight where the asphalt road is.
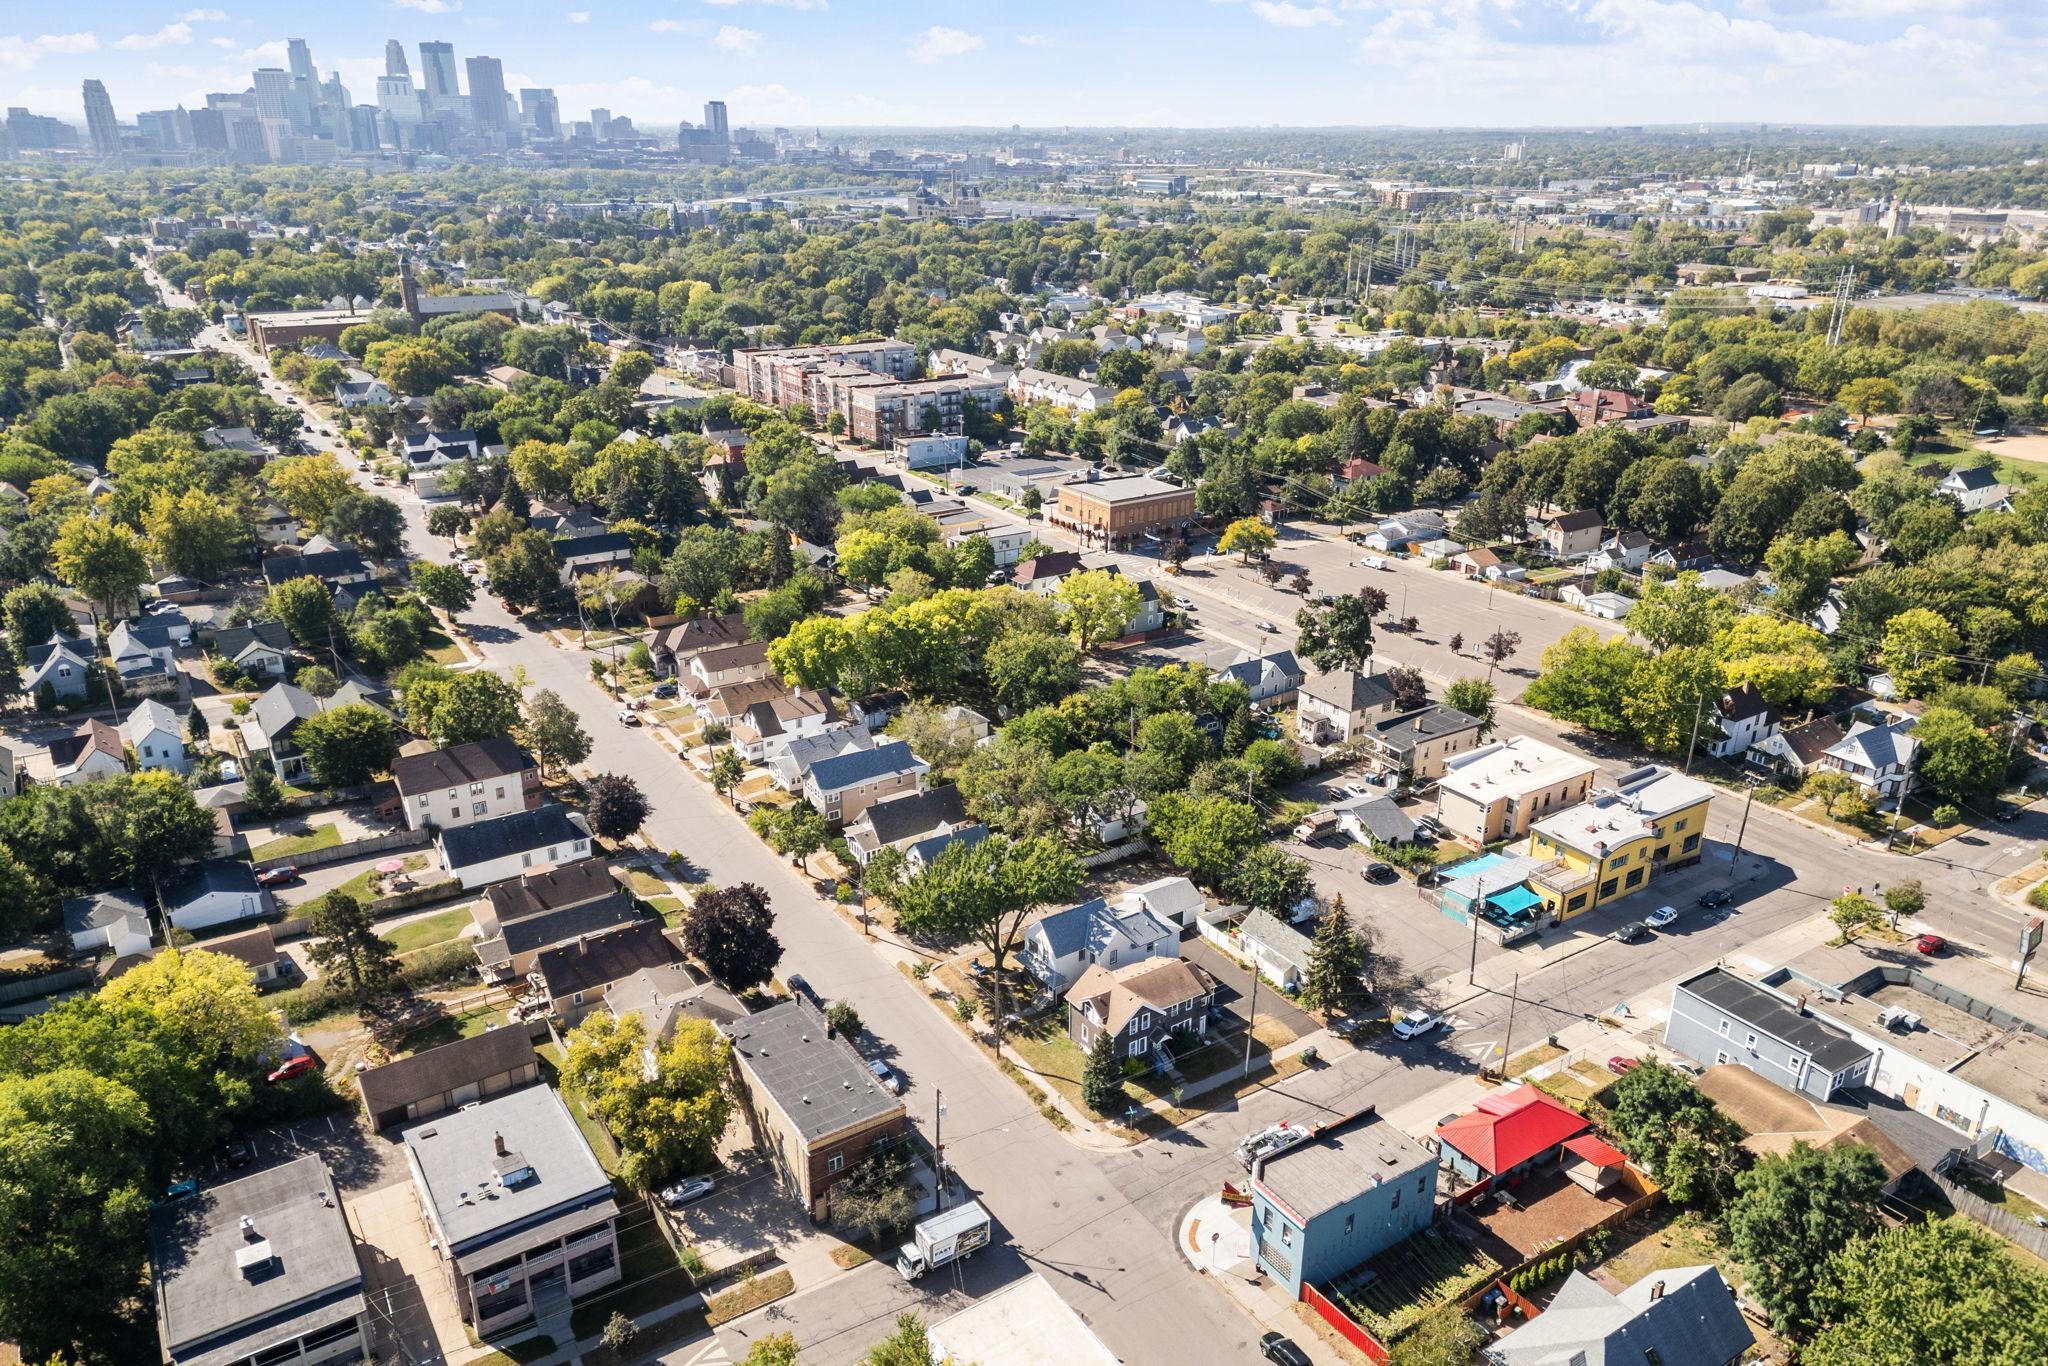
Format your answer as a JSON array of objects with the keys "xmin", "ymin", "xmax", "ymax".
[{"xmin": 166, "ymin": 279, "xmax": 2048, "ymax": 1363}]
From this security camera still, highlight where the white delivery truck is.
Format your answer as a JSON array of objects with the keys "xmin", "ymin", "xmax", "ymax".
[{"xmin": 895, "ymin": 1200, "xmax": 992, "ymax": 1281}]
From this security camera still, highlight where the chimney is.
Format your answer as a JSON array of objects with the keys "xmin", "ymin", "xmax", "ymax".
[
  {"xmin": 1650, "ymin": 1280, "xmax": 1665, "ymax": 1301},
  {"xmin": 493, "ymin": 1132, "xmax": 507, "ymax": 1157}
]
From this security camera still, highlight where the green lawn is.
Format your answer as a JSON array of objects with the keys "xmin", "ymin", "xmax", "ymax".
[
  {"xmin": 623, "ymin": 868, "xmax": 670, "ymax": 898},
  {"xmin": 393, "ymin": 1002, "xmax": 506, "ymax": 1054},
  {"xmin": 383, "ymin": 907, "xmax": 473, "ymax": 954},
  {"xmin": 647, "ymin": 896, "xmax": 686, "ymax": 926},
  {"xmin": 329, "ymin": 854, "xmax": 427, "ymax": 904},
  {"xmin": 251, "ymin": 824, "xmax": 340, "ymax": 862},
  {"xmin": 568, "ymin": 1218, "xmax": 693, "ymax": 1337},
  {"xmin": 537, "ymin": 1045, "xmax": 621, "ymax": 1175}
]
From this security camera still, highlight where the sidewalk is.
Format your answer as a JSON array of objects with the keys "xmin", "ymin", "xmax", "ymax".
[{"xmin": 1174, "ymin": 1193, "xmax": 1347, "ymax": 1365}]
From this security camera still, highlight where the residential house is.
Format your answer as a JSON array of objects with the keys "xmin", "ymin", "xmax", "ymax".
[
  {"xmin": 1747, "ymin": 714, "xmax": 1847, "ymax": 781},
  {"xmin": 766, "ymin": 724, "xmax": 875, "ymax": 793},
  {"xmin": 439, "ymin": 805, "xmax": 593, "ymax": 891},
  {"xmin": 1332, "ymin": 793, "xmax": 1419, "ymax": 847},
  {"xmin": 1435, "ymin": 737, "xmax": 1599, "ymax": 846},
  {"xmin": 1939, "ymin": 464, "xmax": 2011, "ymax": 514},
  {"xmin": 358, "ymin": 1027, "xmax": 540, "ymax": 1131},
  {"xmin": 1011, "ymin": 551, "xmax": 1085, "ymax": 594},
  {"xmin": 1821, "ymin": 717, "xmax": 1918, "ymax": 801},
  {"xmin": 605, "ymin": 964, "xmax": 748, "ymax": 1049},
  {"xmin": 165, "ymin": 858, "xmax": 275, "ymax": 932},
  {"xmin": 1010, "ymin": 366, "xmax": 1114, "ymax": 414},
  {"xmin": 1564, "ymin": 388, "xmax": 1653, "ymax": 425},
  {"xmin": 1706, "ymin": 682, "xmax": 1778, "ymax": 760},
  {"xmin": 473, "ymin": 858, "xmax": 638, "ymax": 984},
  {"xmin": 124, "ymin": 698, "xmax": 190, "ymax": 776},
  {"xmin": 1663, "ymin": 967, "xmax": 1877, "ymax": 1101},
  {"xmin": 723, "ymin": 685, "xmax": 847, "ymax": 763},
  {"xmin": 22, "ymin": 632, "xmax": 95, "ymax": 703},
  {"xmin": 1532, "ymin": 509, "xmax": 1605, "ymax": 560},
  {"xmin": 148, "ymin": 1157, "xmax": 373, "ymax": 1366},
  {"xmin": 49, "ymin": 719, "xmax": 127, "ymax": 787},
  {"xmin": 64, "ymin": 888, "xmax": 154, "ymax": 960},
  {"xmin": 107, "ymin": 618, "xmax": 187, "ymax": 697},
  {"xmin": 1435, "ymin": 1084, "xmax": 1593, "ymax": 1197},
  {"xmin": 1584, "ymin": 530, "xmax": 1653, "ymax": 573},
  {"xmin": 1236, "ymin": 908, "xmax": 1312, "ymax": 992},
  {"xmin": 529, "ymin": 920, "xmax": 684, "ymax": 1027},
  {"xmin": 1116, "ymin": 875, "xmax": 1207, "ymax": 932},
  {"xmin": 212, "ymin": 622, "xmax": 294, "ymax": 679},
  {"xmin": 1559, "ymin": 584, "xmax": 1635, "ymax": 620},
  {"xmin": 0, "ymin": 741, "xmax": 13, "ymax": 799},
  {"xmin": 1021, "ymin": 897, "xmax": 1180, "ymax": 994},
  {"xmin": 650, "ymin": 612, "xmax": 747, "ymax": 677},
  {"xmin": 334, "ymin": 371, "xmax": 393, "ymax": 409},
  {"xmin": 400, "ymin": 1087, "xmax": 621, "ymax": 1329},
  {"xmin": 197, "ymin": 923, "xmax": 296, "ymax": 990},
  {"xmin": 681, "ymin": 639, "xmax": 775, "ymax": 699},
  {"xmin": 726, "ymin": 998, "xmax": 910, "ymax": 1219},
  {"xmin": 1064, "ymin": 958, "xmax": 1219, "ymax": 1071},
  {"xmin": 1249, "ymin": 1109, "xmax": 1439, "ymax": 1300},
  {"xmin": 844, "ymin": 786, "xmax": 974, "ymax": 865},
  {"xmin": 1526, "ymin": 765, "xmax": 1715, "ymax": 921},
  {"xmin": 1490, "ymin": 1266, "xmax": 1752, "ymax": 1366},
  {"xmin": 393, "ymin": 739, "xmax": 543, "ymax": 833},
  {"xmin": 398, "ymin": 428, "xmax": 481, "ymax": 473},
  {"xmin": 1296, "ymin": 669, "xmax": 1401, "ymax": 746},
  {"xmin": 1415, "ymin": 537, "xmax": 1468, "ymax": 561},
  {"xmin": 237, "ymin": 681, "xmax": 321, "ymax": 781},
  {"xmin": 1209, "ymin": 648, "xmax": 1305, "ymax": 706},
  {"xmin": 1693, "ymin": 1064, "xmax": 1919, "ymax": 1195},
  {"xmin": 1360, "ymin": 511, "xmax": 1448, "ymax": 553},
  {"xmin": 903, "ymin": 821, "xmax": 988, "ymax": 874},
  {"xmin": 1696, "ymin": 568, "xmax": 1753, "ymax": 593},
  {"xmin": 801, "ymin": 740, "xmax": 928, "ymax": 827},
  {"xmin": 262, "ymin": 548, "xmax": 376, "ymax": 589},
  {"xmin": 1334, "ymin": 457, "xmax": 1389, "ymax": 488},
  {"xmin": 1353, "ymin": 704, "xmax": 1486, "ymax": 783},
  {"xmin": 1451, "ymin": 546, "xmax": 1504, "ymax": 580},
  {"xmin": 200, "ymin": 424, "xmax": 275, "ymax": 458}
]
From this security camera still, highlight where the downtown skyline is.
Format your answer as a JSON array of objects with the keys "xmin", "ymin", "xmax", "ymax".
[{"xmin": 1, "ymin": 1, "xmax": 2045, "ymax": 131}]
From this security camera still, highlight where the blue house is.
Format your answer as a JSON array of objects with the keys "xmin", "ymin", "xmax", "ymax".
[{"xmin": 1250, "ymin": 1109, "xmax": 1438, "ymax": 1298}]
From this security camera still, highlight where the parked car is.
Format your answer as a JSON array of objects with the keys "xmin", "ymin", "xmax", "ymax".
[
  {"xmin": 159, "ymin": 1178, "xmax": 200, "ymax": 1204},
  {"xmin": 1613, "ymin": 921, "xmax": 1651, "ymax": 944},
  {"xmin": 1261, "ymin": 1334, "xmax": 1312, "ymax": 1366},
  {"xmin": 1174, "ymin": 595, "xmax": 1195, "ymax": 610},
  {"xmin": 266, "ymin": 1055, "xmax": 317, "ymax": 1084},
  {"xmin": 1363, "ymin": 862, "xmax": 1397, "ymax": 884},
  {"xmin": 1339, "ymin": 782, "xmax": 1371, "ymax": 800},
  {"xmin": 1994, "ymin": 803, "xmax": 2018, "ymax": 823},
  {"xmin": 1357, "ymin": 555, "xmax": 1387, "ymax": 571},
  {"xmin": 223, "ymin": 1138, "xmax": 252, "ymax": 1169},
  {"xmin": 617, "ymin": 708, "xmax": 641, "ymax": 726},
  {"xmin": 255, "ymin": 865, "xmax": 299, "ymax": 887},
  {"xmin": 1916, "ymin": 933, "xmax": 1948, "ymax": 955},
  {"xmin": 1696, "ymin": 888, "xmax": 1732, "ymax": 909},
  {"xmin": 1392, "ymin": 1009, "xmax": 1444, "ymax": 1040},
  {"xmin": 1607, "ymin": 1056, "xmax": 1640, "ymax": 1074},
  {"xmin": 1645, "ymin": 904, "xmax": 1681, "ymax": 928},
  {"xmin": 659, "ymin": 1175, "xmax": 716, "ymax": 1209},
  {"xmin": 867, "ymin": 1058, "xmax": 903, "ymax": 1095},
  {"xmin": 652, "ymin": 681, "xmax": 679, "ymax": 699}
]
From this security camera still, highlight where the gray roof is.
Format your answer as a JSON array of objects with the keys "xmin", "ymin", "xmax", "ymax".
[
  {"xmin": 531, "ymin": 921, "xmax": 682, "ymax": 999},
  {"xmin": 439, "ymin": 805, "xmax": 586, "ymax": 871},
  {"xmin": 1254, "ymin": 1110, "xmax": 1435, "ymax": 1224},
  {"xmin": 905, "ymin": 822, "xmax": 987, "ymax": 866},
  {"xmin": 1122, "ymin": 876, "xmax": 1207, "ymax": 924},
  {"xmin": 358, "ymin": 1027, "xmax": 538, "ymax": 1122},
  {"xmin": 391, "ymin": 737, "xmax": 531, "ymax": 798},
  {"xmin": 727, "ymin": 998, "xmax": 905, "ymax": 1144},
  {"xmin": 414, "ymin": 291, "xmax": 521, "ymax": 317},
  {"xmin": 805, "ymin": 739, "xmax": 925, "ymax": 793},
  {"xmin": 125, "ymin": 697, "xmax": 182, "ymax": 742},
  {"xmin": 213, "ymin": 622, "xmax": 293, "ymax": 662},
  {"xmin": 1487, "ymin": 1265, "xmax": 1752, "ymax": 1366},
  {"xmin": 1827, "ymin": 718, "xmax": 1917, "ymax": 773},
  {"xmin": 149, "ymin": 1157, "xmax": 366, "ymax": 1366},
  {"xmin": 855, "ymin": 786, "xmax": 968, "ymax": 846},
  {"xmin": 63, "ymin": 887, "xmax": 150, "ymax": 937},
  {"xmin": 263, "ymin": 549, "xmax": 371, "ymax": 585},
  {"xmin": 484, "ymin": 857, "xmax": 620, "ymax": 922},
  {"xmin": 1029, "ymin": 897, "xmax": 1175, "ymax": 963},
  {"xmin": 1944, "ymin": 464, "xmax": 2000, "ymax": 491},
  {"xmin": 1333, "ymin": 793, "xmax": 1417, "ymax": 844},
  {"xmin": 493, "ymin": 895, "xmax": 640, "ymax": 963},
  {"xmin": 1303, "ymin": 669, "xmax": 1397, "ymax": 715},
  {"xmin": 606, "ymin": 964, "xmax": 748, "ymax": 1039},
  {"xmin": 250, "ymin": 682, "xmax": 319, "ymax": 741},
  {"xmin": 1676, "ymin": 968, "xmax": 1874, "ymax": 1074},
  {"xmin": 1370, "ymin": 703, "xmax": 1483, "ymax": 752},
  {"xmin": 170, "ymin": 858, "xmax": 263, "ymax": 905},
  {"xmin": 1238, "ymin": 908, "xmax": 1312, "ymax": 966},
  {"xmin": 1211, "ymin": 648, "xmax": 1304, "ymax": 693},
  {"xmin": 400, "ymin": 1085, "xmax": 617, "ymax": 1254}
]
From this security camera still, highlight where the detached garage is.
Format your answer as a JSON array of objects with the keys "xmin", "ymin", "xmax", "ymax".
[{"xmin": 357, "ymin": 1027, "xmax": 541, "ymax": 1131}]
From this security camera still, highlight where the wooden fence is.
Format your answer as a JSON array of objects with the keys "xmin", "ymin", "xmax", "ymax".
[
  {"xmin": 1929, "ymin": 1160, "xmax": 2048, "ymax": 1260},
  {"xmin": 253, "ymin": 826, "xmax": 428, "ymax": 874},
  {"xmin": 1301, "ymin": 1282, "xmax": 1389, "ymax": 1364}
]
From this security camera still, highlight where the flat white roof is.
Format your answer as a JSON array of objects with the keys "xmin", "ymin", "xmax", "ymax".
[
  {"xmin": 1439, "ymin": 737, "xmax": 1597, "ymax": 804},
  {"xmin": 929, "ymin": 1273, "xmax": 1118, "ymax": 1366},
  {"xmin": 1531, "ymin": 766, "xmax": 1712, "ymax": 851}
]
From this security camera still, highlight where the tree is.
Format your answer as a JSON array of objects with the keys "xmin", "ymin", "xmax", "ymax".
[
  {"xmin": 321, "ymin": 492, "xmax": 405, "ymax": 561},
  {"xmin": 1879, "ymin": 607, "xmax": 1961, "ymax": 698},
  {"xmin": 562, "ymin": 1012, "xmax": 731, "ymax": 1191},
  {"xmin": 1388, "ymin": 1309, "xmax": 1488, "ymax": 1366},
  {"xmin": 1914, "ymin": 704, "xmax": 2007, "ymax": 802},
  {"xmin": 2, "ymin": 583, "xmax": 75, "ymax": 648},
  {"xmin": 1299, "ymin": 898, "xmax": 1371, "ymax": 1015},
  {"xmin": 1883, "ymin": 878, "xmax": 1926, "ymax": 928},
  {"xmin": 143, "ymin": 488, "xmax": 247, "ymax": 580},
  {"xmin": 1294, "ymin": 591, "xmax": 1379, "ymax": 672},
  {"xmin": 682, "ymin": 883, "xmax": 782, "ymax": 991},
  {"xmin": 1718, "ymin": 615, "xmax": 1834, "ymax": 705},
  {"xmin": 1606, "ymin": 1060, "xmax": 1746, "ymax": 1211},
  {"xmin": 1806, "ymin": 1217, "xmax": 2048, "ymax": 1366},
  {"xmin": 1627, "ymin": 573, "xmax": 1736, "ymax": 654},
  {"xmin": 1729, "ymin": 1140, "xmax": 1886, "ymax": 1339},
  {"xmin": 1764, "ymin": 530, "xmax": 1859, "ymax": 619},
  {"xmin": 483, "ymin": 528, "xmax": 560, "ymax": 608},
  {"xmin": 1052, "ymin": 569, "xmax": 1142, "ymax": 649},
  {"xmin": 425, "ymin": 503, "xmax": 468, "ymax": 537},
  {"xmin": 404, "ymin": 668, "xmax": 522, "ymax": 746},
  {"xmin": 824, "ymin": 1000, "xmax": 861, "ymax": 1037},
  {"xmin": 53, "ymin": 515, "xmax": 148, "ymax": 617},
  {"xmin": 0, "ymin": 848, "xmax": 52, "ymax": 945},
  {"xmin": 102, "ymin": 771, "xmax": 220, "ymax": 900},
  {"xmin": 1385, "ymin": 665, "xmax": 1429, "ymax": 711},
  {"xmin": 710, "ymin": 748, "xmax": 746, "ymax": 806},
  {"xmin": 373, "ymin": 337, "xmax": 462, "ymax": 395},
  {"xmin": 242, "ymin": 754, "xmax": 284, "ymax": 818},
  {"xmin": 294, "ymin": 703, "xmax": 400, "ymax": 788},
  {"xmin": 986, "ymin": 629, "xmax": 1082, "ymax": 711},
  {"xmin": 1622, "ymin": 644, "xmax": 1725, "ymax": 756},
  {"xmin": 522, "ymin": 688, "xmax": 591, "ymax": 774},
  {"xmin": 411, "ymin": 561, "xmax": 475, "ymax": 615},
  {"xmin": 1218, "ymin": 516, "xmax": 1276, "ymax": 563},
  {"xmin": 266, "ymin": 575, "xmax": 340, "ymax": 649},
  {"xmin": 1837, "ymin": 376, "xmax": 1903, "ymax": 427},
  {"xmin": 601, "ymin": 1313, "xmax": 639, "ymax": 1358},
  {"xmin": 297, "ymin": 664, "xmax": 339, "ymax": 698},
  {"xmin": 1830, "ymin": 891, "xmax": 1881, "ymax": 944},
  {"xmin": 265, "ymin": 452, "xmax": 354, "ymax": 526},
  {"xmin": 1227, "ymin": 846, "xmax": 1315, "ymax": 917},
  {"xmin": 1148, "ymin": 792, "xmax": 1263, "ymax": 888},
  {"xmin": 829, "ymin": 1140, "xmax": 920, "ymax": 1241},
  {"xmin": 585, "ymin": 773, "xmax": 650, "ymax": 842},
  {"xmin": 1443, "ymin": 678, "xmax": 1495, "ymax": 734},
  {"xmin": 745, "ymin": 1335, "xmax": 802, "ymax": 1366},
  {"xmin": 304, "ymin": 893, "xmax": 402, "ymax": 1012},
  {"xmin": 864, "ymin": 1315, "xmax": 939, "ymax": 1366},
  {"xmin": 1479, "ymin": 627, "xmax": 1521, "ymax": 682},
  {"xmin": 757, "ymin": 802, "xmax": 830, "ymax": 872},
  {"xmin": 893, "ymin": 835, "xmax": 1081, "ymax": 1008},
  {"xmin": 1081, "ymin": 1028, "xmax": 1122, "ymax": 1113}
]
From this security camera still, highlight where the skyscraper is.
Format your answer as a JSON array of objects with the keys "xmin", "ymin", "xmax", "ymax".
[
  {"xmin": 590, "ymin": 107, "xmax": 610, "ymax": 141},
  {"xmin": 419, "ymin": 41, "xmax": 460, "ymax": 102},
  {"xmin": 384, "ymin": 39, "xmax": 409, "ymax": 79},
  {"xmin": 287, "ymin": 39, "xmax": 318, "ymax": 86},
  {"xmin": 465, "ymin": 56, "xmax": 507, "ymax": 127},
  {"xmin": 520, "ymin": 89, "xmax": 561, "ymax": 140},
  {"xmin": 252, "ymin": 69, "xmax": 291, "ymax": 124},
  {"xmin": 377, "ymin": 72, "xmax": 419, "ymax": 125},
  {"xmin": 82, "ymin": 79, "xmax": 120, "ymax": 155},
  {"xmin": 703, "ymin": 100, "xmax": 729, "ymax": 141}
]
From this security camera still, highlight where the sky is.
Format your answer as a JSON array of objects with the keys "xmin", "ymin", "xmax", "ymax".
[{"xmin": 2, "ymin": 1, "xmax": 2044, "ymax": 131}]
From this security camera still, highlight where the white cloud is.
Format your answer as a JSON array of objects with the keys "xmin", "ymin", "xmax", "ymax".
[
  {"xmin": 209, "ymin": 35, "xmax": 237, "ymax": 48},
  {"xmin": 712, "ymin": 25, "xmax": 762, "ymax": 54},
  {"xmin": 1015, "ymin": 33, "xmax": 1048, "ymax": 46},
  {"xmin": 1251, "ymin": 1, "xmax": 1339, "ymax": 26},
  {"xmin": 0, "ymin": 31, "xmax": 99, "ymax": 68},
  {"xmin": 179, "ymin": 8, "xmax": 228, "ymax": 20},
  {"xmin": 241, "ymin": 39, "xmax": 287, "ymax": 62},
  {"xmin": 390, "ymin": 0, "xmax": 462, "ymax": 13},
  {"xmin": 116, "ymin": 22, "xmax": 193, "ymax": 51},
  {"xmin": 566, "ymin": 11, "xmax": 590, "ymax": 21},
  {"xmin": 908, "ymin": 25, "xmax": 983, "ymax": 63},
  {"xmin": 650, "ymin": 19, "xmax": 690, "ymax": 32}
]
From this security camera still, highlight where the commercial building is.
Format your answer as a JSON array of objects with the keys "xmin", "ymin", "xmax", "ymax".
[
  {"xmin": 148, "ymin": 1157, "xmax": 370, "ymax": 1366},
  {"xmin": 1250, "ymin": 1109, "xmax": 1438, "ymax": 1299},
  {"xmin": 401, "ymin": 1086, "xmax": 621, "ymax": 1330},
  {"xmin": 727, "ymin": 999, "xmax": 909, "ymax": 1219},
  {"xmin": 1434, "ymin": 737, "xmax": 1599, "ymax": 845},
  {"xmin": 1050, "ymin": 474, "xmax": 1196, "ymax": 549},
  {"xmin": 1525, "ymin": 765, "xmax": 1714, "ymax": 920}
]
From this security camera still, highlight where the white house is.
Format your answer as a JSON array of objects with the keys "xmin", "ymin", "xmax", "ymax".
[
  {"xmin": 49, "ymin": 719, "xmax": 127, "ymax": 787},
  {"xmin": 1210, "ymin": 649, "xmax": 1306, "ymax": 706},
  {"xmin": 1938, "ymin": 465, "xmax": 2011, "ymax": 514},
  {"xmin": 1116, "ymin": 875, "xmax": 1207, "ymax": 931},
  {"xmin": 1706, "ymin": 683, "xmax": 1778, "ymax": 761},
  {"xmin": 438, "ymin": 805, "xmax": 593, "ymax": 890},
  {"xmin": 766, "ymin": 723, "xmax": 874, "ymax": 792},
  {"xmin": 124, "ymin": 698, "xmax": 189, "ymax": 776},
  {"xmin": 1584, "ymin": 530, "xmax": 1653, "ymax": 573},
  {"xmin": 1235, "ymin": 908, "xmax": 1313, "ymax": 992},
  {"xmin": 23, "ymin": 633, "xmax": 95, "ymax": 703},
  {"xmin": 1821, "ymin": 717, "xmax": 1918, "ymax": 802},
  {"xmin": 334, "ymin": 371, "xmax": 394, "ymax": 409},
  {"xmin": 1560, "ymin": 584, "xmax": 1635, "ymax": 619},
  {"xmin": 390, "ymin": 738, "xmax": 540, "ymax": 833},
  {"xmin": 1361, "ymin": 512, "xmax": 1448, "ymax": 553},
  {"xmin": 165, "ymin": 859, "xmax": 276, "ymax": 932},
  {"xmin": 1021, "ymin": 897, "xmax": 1180, "ymax": 994},
  {"xmin": 63, "ymin": 888, "xmax": 154, "ymax": 959},
  {"xmin": 1009, "ymin": 367, "xmax": 1114, "ymax": 414}
]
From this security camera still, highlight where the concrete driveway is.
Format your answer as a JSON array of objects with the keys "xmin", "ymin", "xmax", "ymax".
[
  {"xmin": 347, "ymin": 1180, "xmax": 464, "ymax": 1365},
  {"xmin": 1183, "ymin": 937, "xmax": 1318, "ymax": 1042}
]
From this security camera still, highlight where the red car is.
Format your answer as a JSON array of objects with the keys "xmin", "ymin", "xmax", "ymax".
[
  {"xmin": 266, "ymin": 1055, "xmax": 317, "ymax": 1084},
  {"xmin": 255, "ymin": 865, "xmax": 299, "ymax": 887},
  {"xmin": 1916, "ymin": 934, "xmax": 1948, "ymax": 956},
  {"xmin": 1608, "ymin": 1056, "xmax": 1640, "ymax": 1074}
]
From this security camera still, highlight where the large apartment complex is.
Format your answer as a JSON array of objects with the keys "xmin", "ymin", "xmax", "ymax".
[{"xmin": 733, "ymin": 340, "xmax": 1005, "ymax": 444}]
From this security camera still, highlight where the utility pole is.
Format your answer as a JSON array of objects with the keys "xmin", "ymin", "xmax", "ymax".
[
  {"xmin": 1242, "ymin": 960, "xmax": 1262, "ymax": 1080},
  {"xmin": 1684, "ymin": 690, "xmax": 1711, "ymax": 774},
  {"xmin": 1467, "ymin": 876, "xmax": 1487, "ymax": 984},
  {"xmin": 1497, "ymin": 973, "xmax": 1521, "ymax": 1080},
  {"xmin": 1728, "ymin": 776, "xmax": 1759, "ymax": 884},
  {"xmin": 933, "ymin": 1089, "xmax": 946, "ymax": 1210}
]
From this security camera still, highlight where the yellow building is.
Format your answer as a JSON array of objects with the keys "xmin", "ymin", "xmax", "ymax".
[{"xmin": 1526, "ymin": 764, "xmax": 1714, "ymax": 920}]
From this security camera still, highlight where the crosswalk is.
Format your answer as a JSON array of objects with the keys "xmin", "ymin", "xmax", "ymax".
[{"xmin": 669, "ymin": 1338, "xmax": 731, "ymax": 1366}]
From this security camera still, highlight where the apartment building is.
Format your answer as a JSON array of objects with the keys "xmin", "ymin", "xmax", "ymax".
[
  {"xmin": 1010, "ymin": 366, "xmax": 1115, "ymax": 414},
  {"xmin": 733, "ymin": 340, "xmax": 916, "ymax": 407},
  {"xmin": 1051, "ymin": 475, "xmax": 1196, "ymax": 548},
  {"xmin": 848, "ymin": 374, "xmax": 1007, "ymax": 445},
  {"xmin": 1526, "ymin": 765, "xmax": 1714, "ymax": 920},
  {"xmin": 1435, "ymin": 737, "xmax": 1600, "ymax": 845},
  {"xmin": 391, "ymin": 737, "xmax": 543, "ymax": 833}
]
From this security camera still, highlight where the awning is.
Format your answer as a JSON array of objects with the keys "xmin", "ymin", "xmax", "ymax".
[
  {"xmin": 1485, "ymin": 885, "xmax": 1542, "ymax": 918},
  {"xmin": 1562, "ymin": 1133, "xmax": 1627, "ymax": 1168}
]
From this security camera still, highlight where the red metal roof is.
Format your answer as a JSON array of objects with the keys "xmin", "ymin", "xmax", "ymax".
[
  {"xmin": 1561, "ymin": 1133, "xmax": 1627, "ymax": 1168},
  {"xmin": 1435, "ymin": 1085, "xmax": 1589, "ymax": 1176}
]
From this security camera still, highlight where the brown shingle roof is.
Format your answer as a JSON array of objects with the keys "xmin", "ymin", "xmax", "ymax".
[
  {"xmin": 196, "ymin": 925, "xmax": 281, "ymax": 971},
  {"xmin": 532, "ymin": 921, "xmax": 683, "ymax": 999},
  {"xmin": 483, "ymin": 857, "xmax": 620, "ymax": 925},
  {"xmin": 1065, "ymin": 958, "xmax": 1216, "ymax": 1037},
  {"xmin": 356, "ymin": 1027, "xmax": 538, "ymax": 1122}
]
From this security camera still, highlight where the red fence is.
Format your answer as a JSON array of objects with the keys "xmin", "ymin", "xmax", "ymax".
[{"xmin": 1301, "ymin": 1283, "xmax": 1389, "ymax": 1365}]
